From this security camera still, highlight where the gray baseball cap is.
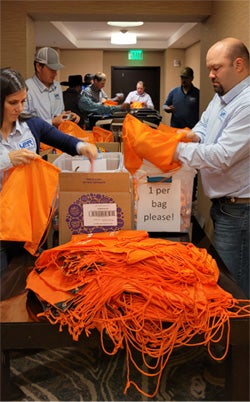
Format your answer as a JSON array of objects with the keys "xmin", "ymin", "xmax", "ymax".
[{"xmin": 34, "ymin": 47, "xmax": 64, "ymax": 70}]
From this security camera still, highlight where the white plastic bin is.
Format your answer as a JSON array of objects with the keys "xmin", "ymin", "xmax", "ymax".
[{"xmin": 53, "ymin": 152, "xmax": 123, "ymax": 172}]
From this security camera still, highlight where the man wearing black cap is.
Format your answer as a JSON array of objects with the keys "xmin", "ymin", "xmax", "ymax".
[
  {"xmin": 61, "ymin": 75, "xmax": 86, "ymax": 128},
  {"xmin": 163, "ymin": 67, "xmax": 200, "ymax": 129},
  {"xmin": 24, "ymin": 47, "xmax": 80, "ymax": 127}
]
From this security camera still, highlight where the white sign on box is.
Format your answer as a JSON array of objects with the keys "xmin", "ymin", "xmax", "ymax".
[{"xmin": 136, "ymin": 179, "xmax": 181, "ymax": 231}]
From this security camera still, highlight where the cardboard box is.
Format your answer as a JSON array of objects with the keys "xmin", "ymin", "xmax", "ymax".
[
  {"xmin": 96, "ymin": 142, "xmax": 120, "ymax": 152},
  {"xmin": 135, "ymin": 162, "xmax": 196, "ymax": 233},
  {"xmin": 58, "ymin": 153, "xmax": 133, "ymax": 244},
  {"xmin": 47, "ymin": 153, "xmax": 60, "ymax": 164}
]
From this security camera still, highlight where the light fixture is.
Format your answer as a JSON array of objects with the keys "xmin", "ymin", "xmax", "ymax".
[
  {"xmin": 111, "ymin": 30, "xmax": 137, "ymax": 45},
  {"xmin": 108, "ymin": 21, "xmax": 143, "ymax": 28}
]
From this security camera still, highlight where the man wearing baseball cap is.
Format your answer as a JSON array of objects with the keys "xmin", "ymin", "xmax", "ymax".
[
  {"xmin": 24, "ymin": 47, "xmax": 80, "ymax": 127},
  {"xmin": 163, "ymin": 66, "xmax": 200, "ymax": 205},
  {"xmin": 163, "ymin": 66, "xmax": 200, "ymax": 129}
]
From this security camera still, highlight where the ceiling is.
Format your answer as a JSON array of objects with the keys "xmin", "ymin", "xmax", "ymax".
[{"xmin": 34, "ymin": 20, "xmax": 202, "ymax": 51}]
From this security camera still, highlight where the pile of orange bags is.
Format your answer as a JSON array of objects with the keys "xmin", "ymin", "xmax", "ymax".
[{"xmin": 26, "ymin": 230, "xmax": 250, "ymax": 397}]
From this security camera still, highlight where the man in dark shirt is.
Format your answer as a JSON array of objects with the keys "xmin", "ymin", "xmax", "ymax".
[
  {"xmin": 163, "ymin": 67, "xmax": 200, "ymax": 129},
  {"xmin": 163, "ymin": 67, "xmax": 200, "ymax": 204},
  {"xmin": 61, "ymin": 75, "xmax": 86, "ymax": 128}
]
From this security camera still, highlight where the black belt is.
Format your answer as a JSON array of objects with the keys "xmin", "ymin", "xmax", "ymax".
[{"xmin": 212, "ymin": 197, "xmax": 250, "ymax": 204}]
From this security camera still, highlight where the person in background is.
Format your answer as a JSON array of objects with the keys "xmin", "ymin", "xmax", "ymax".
[
  {"xmin": 82, "ymin": 73, "xmax": 94, "ymax": 92},
  {"xmin": 175, "ymin": 38, "xmax": 250, "ymax": 298},
  {"xmin": 24, "ymin": 47, "xmax": 80, "ymax": 127},
  {"xmin": 82, "ymin": 72, "xmax": 124, "ymax": 103},
  {"xmin": 163, "ymin": 67, "xmax": 200, "ymax": 203},
  {"xmin": 0, "ymin": 68, "xmax": 98, "ymax": 275},
  {"xmin": 61, "ymin": 75, "xmax": 86, "ymax": 128},
  {"xmin": 125, "ymin": 81, "xmax": 154, "ymax": 109},
  {"xmin": 78, "ymin": 72, "xmax": 129, "ymax": 128},
  {"xmin": 163, "ymin": 67, "xmax": 200, "ymax": 129}
]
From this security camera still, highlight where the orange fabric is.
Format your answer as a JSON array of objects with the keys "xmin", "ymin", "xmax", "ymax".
[
  {"xmin": 40, "ymin": 142, "xmax": 53, "ymax": 152},
  {"xmin": 122, "ymin": 114, "xmax": 192, "ymax": 175},
  {"xmin": 92, "ymin": 126, "xmax": 113, "ymax": 142},
  {"xmin": 58, "ymin": 120, "xmax": 96, "ymax": 144},
  {"xmin": 0, "ymin": 158, "xmax": 60, "ymax": 255},
  {"xmin": 26, "ymin": 230, "xmax": 250, "ymax": 398},
  {"xmin": 130, "ymin": 101, "xmax": 143, "ymax": 108},
  {"xmin": 103, "ymin": 99, "xmax": 118, "ymax": 106}
]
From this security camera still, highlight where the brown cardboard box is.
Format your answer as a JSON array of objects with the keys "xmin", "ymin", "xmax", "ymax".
[
  {"xmin": 47, "ymin": 153, "xmax": 60, "ymax": 164},
  {"xmin": 59, "ymin": 171, "xmax": 133, "ymax": 244},
  {"xmin": 96, "ymin": 142, "xmax": 120, "ymax": 152}
]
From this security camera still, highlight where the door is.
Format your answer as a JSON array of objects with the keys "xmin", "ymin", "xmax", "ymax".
[{"xmin": 111, "ymin": 66, "xmax": 160, "ymax": 111}]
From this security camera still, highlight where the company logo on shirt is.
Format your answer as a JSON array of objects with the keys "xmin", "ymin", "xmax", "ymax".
[
  {"xmin": 54, "ymin": 93, "xmax": 60, "ymax": 99},
  {"xmin": 219, "ymin": 109, "xmax": 227, "ymax": 120},
  {"xmin": 18, "ymin": 138, "xmax": 36, "ymax": 149}
]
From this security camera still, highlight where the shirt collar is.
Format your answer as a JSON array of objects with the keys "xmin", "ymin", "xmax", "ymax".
[
  {"xmin": 10, "ymin": 120, "xmax": 26, "ymax": 136},
  {"xmin": 0, "ymin": 119, "xmax": 23, "ymax": 141},
  {"xmin": 32, "ymin": 74, "xmax": 57, "ymax": 93},
  {"xmin": 221, "ymin": 76, "xmax": 250, "ymax": 105},
  {"xmin": 90, "ymin": 84, "xmax": 101, "ymax": 94}
]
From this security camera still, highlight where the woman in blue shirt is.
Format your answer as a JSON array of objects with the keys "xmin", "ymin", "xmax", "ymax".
[{"xmin": 0, "ymin": 68, "xmax": 97, "ymax": 275}]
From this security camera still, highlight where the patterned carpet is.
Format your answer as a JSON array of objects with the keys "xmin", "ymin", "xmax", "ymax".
[{"xmin": 9, "ymin": 342, "xmax": 226, "ymax": 401}]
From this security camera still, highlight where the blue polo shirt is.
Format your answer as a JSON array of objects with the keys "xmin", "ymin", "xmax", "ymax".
[{"xmin": 163, "ymin": 85, "xmax": 200, "ymax": 128}]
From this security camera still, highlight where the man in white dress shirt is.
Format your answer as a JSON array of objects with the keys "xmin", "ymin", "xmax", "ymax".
[
  {"xmin": 176, "ymin": 37, "xmax": 250, "ymax": 297},
  {"xmin": 125, "ymin": 81, "xmax": 154, "ymax": 109}
]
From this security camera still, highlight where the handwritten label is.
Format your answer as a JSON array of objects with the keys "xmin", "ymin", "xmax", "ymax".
[{"xmin": 136, "ymin": 180, "xmax": 181, "ymax": 231}]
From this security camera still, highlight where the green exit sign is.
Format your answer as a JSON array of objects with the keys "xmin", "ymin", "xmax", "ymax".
[{"xmin": 128, "ymin": 49, "xmax": 143, "ymax": 61}]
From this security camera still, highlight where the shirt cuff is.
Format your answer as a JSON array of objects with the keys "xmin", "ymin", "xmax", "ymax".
[{"xmin": 76, "ymin": 141, "xmax": 87, "ymax": 154}]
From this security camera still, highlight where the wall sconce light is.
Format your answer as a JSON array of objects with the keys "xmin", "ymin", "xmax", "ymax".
[{"xmin": 111, "ymin": 30, "xmax": 137, "ymax": 45}]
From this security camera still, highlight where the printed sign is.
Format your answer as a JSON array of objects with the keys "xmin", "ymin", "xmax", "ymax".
[
  {"xmin": 83, "ymin": 203, "xmax": 117, "ymax": 226},
  {"xmin": 136, "ymin": 180, "xmax": 181, "ymax": 231}
]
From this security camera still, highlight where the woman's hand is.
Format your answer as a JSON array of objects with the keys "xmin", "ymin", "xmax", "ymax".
[
  {"xmin": 8, "ymin": 149, "xmax": 41, "ymax": 166},
  {"xmin": 78, "ymin": 143, "xmax": 98, "ymax": 164}
]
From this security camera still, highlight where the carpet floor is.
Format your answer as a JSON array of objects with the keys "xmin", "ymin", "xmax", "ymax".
[{"xmin": 9, "ymin": 342, "xmax": 226, "ymax": 401}]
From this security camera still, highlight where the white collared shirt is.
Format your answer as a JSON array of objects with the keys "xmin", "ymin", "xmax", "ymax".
[
  {"xmin": 0, "ymin": 120, "xmax": 37, "ymax": 189},
  {"xmin": 24, "ymin": 75, "xmax": 64, "ymax": 124},
  {"xmin": 176, "ymin": 76, "xmax": 250, "ymax": 199},
  {"xmin": 124, "ymin": 90, "xmax": 154, "ymax": 109}
]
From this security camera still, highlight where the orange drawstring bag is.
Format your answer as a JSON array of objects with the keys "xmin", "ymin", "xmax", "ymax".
[
  {"xmin": 122, "ymin": 114, "xmax": 191, "ymax": 175},
  {"xmin": 130, "ymin": 101, "xmax": 143, "ymax": 108},
  {"xmin": 92, "ymin": 126, "xmax": 113, "ymax": 142},
  {"xmin": 58, "ymin": 120, "xmax": 96, "ymax": 144},
  {"xmin": 39, "ymin": 142, "xmax": 53, "ymax": 153},
  {"xmin": 0, "ymin": 158, "xmax": 60, "ymax": 255},
  {"xmin": 103, "ymin": 99, "xmax": 118, "ymax": 106}
]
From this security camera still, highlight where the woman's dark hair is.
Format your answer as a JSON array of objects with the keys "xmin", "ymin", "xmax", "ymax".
[{"xmin": 0, "ymin": 68, "xmax": 30, "ymax": 127}]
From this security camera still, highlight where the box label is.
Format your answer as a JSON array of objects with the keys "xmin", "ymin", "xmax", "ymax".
[
  {"xmin": 83, "ymin": 203, "xmax": 117, "ymax": 226},
  {"xmin": 137, "ymin": 180, "xmax": 181, "ymax": 231}
]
